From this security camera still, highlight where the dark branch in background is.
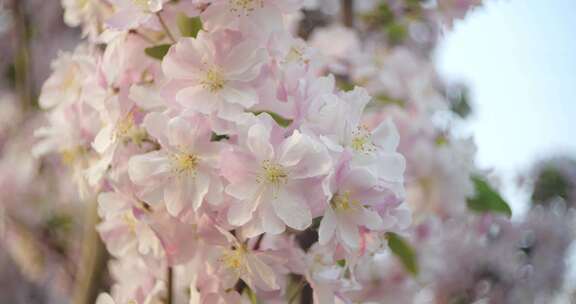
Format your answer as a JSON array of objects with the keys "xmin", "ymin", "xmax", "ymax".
[
  {"xmin": 72, "ymin": 201, "xmax": 108, "ymax": 304},
  {"xmin": 167, "ymin": 267, "xmax": 174, "ymax": 304},
  {"xmin": 11, "ymin": 0, "xmax": 36, "ymax": 111},
  {"xmin": 341, "ymin": 0, "xmax": 354, "ymax": 28}
]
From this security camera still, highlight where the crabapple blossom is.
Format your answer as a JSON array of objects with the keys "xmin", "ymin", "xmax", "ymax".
[
  {"xmin": 319, "ymin": 159, "xmax": 396, "ymax": 250},
  {"xmin": 209, "ymin": 227, "xmax": 281, "ymax": 291},
  {"xmin": 107, "ymin": 0, "xmax": 164, "ymax": 30},
  {"xmin": 201, "ymin": 0, "xmax": 302, "ymax": 32},
  {"xmin": 96, "ymin": 184, "xmax": 162, "ymax": 258},
  {"xmin": 128, "ymin": 112, "xmax": 223, "ymax": 216},
  {"xmin": 222, "ymin": 114, "xmax": 331, "ymax": 235},
  {"xmin": 39, "ymin": 46, "xmax": 96, "ymax": 109},
  {"xmin": 162, "ymin": 29, "xmax": 267, "ymax": 120}
]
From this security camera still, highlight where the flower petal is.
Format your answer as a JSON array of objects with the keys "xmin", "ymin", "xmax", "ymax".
[
  {"xmin": 128, "ymin": 151, "xmax": 172, "ymax": 186},
  {"xmin": 318, "ymin": 207, "xmax": 337, "ymax": 245},
  {"xmin": 272, "ymin": 189, "xmax": 312, "ymax": 231}
]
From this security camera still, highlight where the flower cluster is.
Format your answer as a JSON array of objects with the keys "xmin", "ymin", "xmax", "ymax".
[{"xmin": 36, "ymin": 1, "xmax": 413, "ymax": 303}]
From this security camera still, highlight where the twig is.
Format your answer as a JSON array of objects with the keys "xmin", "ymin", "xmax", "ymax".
[
  {"xmin": 167, "ymin": 267, "xmax": 174, "ymax": 304},
  {"xmin": 72, "ymin": 200, "xmax": 108, "ymax": 304},
  {"xmin": 288, "ymin": 278, "xmax": 307, "ymax": 304},
  {"xmin": 130, "ymin": 29, "xmax": 156, "ymax": 45},
  {"xmin": 156, "ymin": 13, "xmax": 176, "ymax": 43},
  {"xmin": 252, "ymin": 233, "xmax": 264, "ymax": 250}
]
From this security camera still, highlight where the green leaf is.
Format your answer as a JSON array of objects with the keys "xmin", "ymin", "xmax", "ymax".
[
  {"xmin": 386, "ymin": 23, "xmax": 407, "ymax": 45},
  {"xmin": 243, "ymin": 285, "xmax": 258, "ymax": 304},
  {"xmin": 336, "ymin": 78, "xmax": 355, "ymax": 92},
  {"xmin": 374, "ymin": 94, "xmax": 405, "ymax": 107},
  {"xmin": 177, "ymin": 13, "xmax": 202, "ymax": 38},
  {"xmin": 386, "ymin": 232, "xmax": 418, "ymax": 276},
  {"xmin": 145, "ymin": 44, "xmax": 172, "ymax": 60},
  {"xmin": 336, "ymin": 259, "xmax": 346, "ymax": 267},
  {"xmin": 467, "ymin": 176, "xmax": 512, "ymax": 217},
  {"xmin": 211, "ymin": 132, "xmax": 230, "ymax": 142},
  {"xmin": 252, "ymin": 111, "xmax": 293, "ymax": 128}
]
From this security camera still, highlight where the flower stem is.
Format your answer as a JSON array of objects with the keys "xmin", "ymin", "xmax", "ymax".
[
  {"xmin": 157, "ymin": 13, "xmax": 176, "ymax": 43},
  {"xmin": 341, "ymin": 0, "xmax": 354, "ymax": 28},
  {"xmin": 167, "ymin": 266, "xmax": 174, "ymax": 304},
  {"xmin": 12, "ymin": 0, "xmax": 35, "ymax": 111}
]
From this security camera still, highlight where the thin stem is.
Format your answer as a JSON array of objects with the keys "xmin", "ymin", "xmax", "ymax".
[
  {"xmin": 131, "ymin": 29, "xmax": 156, "ymax": 45},
  {"xmin": 252, "ymin": 233, "xmax": 264, "ymax": 250},
  {"xmin": 341, "ymin": 0, "xmax": 354, "ymax": 28},
  {"xmin": 156, "ymin": 13, "xmax": 176, "ymax": 43},
  {"xmin": 167, "ymin": 267, "xmax": 174, "ymax": 304},
  {"xmin": 288, "ymin": 278, "xmax": 306, "ymax": 304}
]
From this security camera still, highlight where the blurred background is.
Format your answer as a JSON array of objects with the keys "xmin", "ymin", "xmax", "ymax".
[{"xmin": 437, "ymin": 0, "xmax": 576, "ymax": 219}]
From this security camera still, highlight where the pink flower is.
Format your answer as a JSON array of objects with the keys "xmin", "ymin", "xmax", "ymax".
[
  {"xmin": 319, "ymin": 158, "xmax": 396, "ymax": 250},
  {"xmin": 97, "ymin": 184, "xmax": 162, "ymax": 258},
  {"xmin": 201, "ymin": 0, "xmax": 302, "ymax": 32},
  {"xmin": 107, "ymin": 0, "xmax": 164, "ymax": 30},
  {"xmin": 221, "ymin": 114, "xmax": 332, "ymax": 235},
  {"xmin": 39, "ymin": 46, "xmax": 96, "ymax": 109},
  {"xmin": 128, "ymin": 112, "xmax": 223, "ymax": 216},
  {"xmin": 304, "ymin": 88, "xmax": 406, "ymax": 195},
  {"xmin": 105, "ymin": 255, "xmax": 166, "ymax": 304},
  {"xmin": 210, "ymin": 227, "xmax": 281, "ymax": 291},
  {"xmin": 162, "ymin": 29, "xmax": 267, "ymax": 120}
]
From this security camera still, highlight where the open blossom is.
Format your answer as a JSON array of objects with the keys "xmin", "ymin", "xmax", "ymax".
[
  {"xmin": 201, "ymin": 0, "xmax": 302, "ymax": 32},
  {"xmin": 319, "ymin": 159, "xmax": 393, "ymax": 250},
  {"xmin": 162, "ymin": 29, "xmax": 267, "ymax": 120},
  {"xmin": 208, "ymin": 227, "xmax": 280, "ymax": 291},
  {"xmin": 128, "ymin": 112, "xmax": 223, "ymax": 216},
  {"xmin": 97, "ymin": 183, "xmax": 162, "ymax": 258},
  {"xmin": 304, "ymin": 87, "xmax": 406, "ymax": 194},
  {"xmin": 96, "ymin": 255, "xmax": 166, "ymax": 304},
  {"xmin": 107, "ymin": 0, "xmax": 164, "ymax": 29},
  {"xmin": 305, "ymin": 244, "xmax": 360, "ymax": 304},
  {"xmin": 222, "ymin": 114, "xmax": 331, "ymax": 235},
  {"xmin": 62, "ymin": 0, "xmax": 113, "ymax": 38},
  {"xmin": 39, "ymin": 46, "xmax": 96, "ymax": 109}
]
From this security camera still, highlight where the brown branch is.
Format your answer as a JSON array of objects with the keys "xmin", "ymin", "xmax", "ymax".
[
  {"xmin": 72, "ymin": 201, "xmax": 108, "ymax": 304},
  {"xmin": 167, "ymin": 267, "xmax": 174, "ymax": 304},
  {"xmin": 11, "ymin": 0, "xmax": 35, "ymax": 111},
  {"xmin": 341, "ymin": 0, "xmax": 354, "ymax": 28}
]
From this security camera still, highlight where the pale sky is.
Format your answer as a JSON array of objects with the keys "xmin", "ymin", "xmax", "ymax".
[{"xmin": 437, "ymin": 0, "xmax": 576, "ymax": 217}]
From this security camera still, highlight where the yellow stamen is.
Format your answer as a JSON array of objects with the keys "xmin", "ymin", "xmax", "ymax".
[
  {"xmin": 171, "ymin": 152, "xmax": 199, "ymax": 176},
  {"xmin": 330, "ymin": 191, "xmax": 360, "ymax": 212},
  {"xmin": 131, "ymin": 0, "xmax": 151, "ymax": 10},
  {"xmin": 116, "ymin": 113, "xmax": 134, "ymax": 137},
  {"xmin": 122, "ymin": 212, "xmax": 138, "ymax": 233},
  {"xmin": 257, "ymin": 160, "xmax": 288, "ymax": 196},
  {"xmin": 201, "ymin": 68, "xmax": 226, "ymax": 93},
  {"xmin": 350, "ymin": 125, "xmax": 375, "ymax": 153},
  {"xmin": 61, "ymin": 146, "xmax": 85, "ymax": 166},
  {"xmin": 229, "ymin": 0, "xmax": 264, "ymax": 15},
  {"xmin": 285, "ymin": 46, "xmax": 309, "ymax": 65},
  {"xmin": 220, "ymin": 246, "xmax": 247, "ymax": 273}
]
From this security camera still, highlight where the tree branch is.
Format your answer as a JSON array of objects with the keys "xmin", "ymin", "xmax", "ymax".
[
  {"xmin": 11, "ymin": 0, "xmax": 35, "ymax": 111},
  {"xmin": 341, "ymin": 0, "xmax": 354, "ymax": 28},
  {"xmin": 72, "ymin": 201, "xmax": 108, "ymax": 304}
]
